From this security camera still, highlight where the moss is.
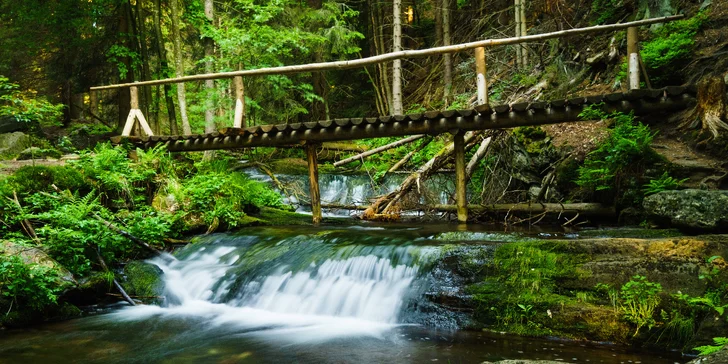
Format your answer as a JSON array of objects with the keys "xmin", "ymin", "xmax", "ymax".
[
  {"xmin": 7, "ymin": 165, "xmax": 86, "ymax": 195},
  {"xmin": 255, "ymin": 207, "xmax": 350, "ymax": 226},
  {"xmin": 269, "ymin": 158, "xmax": 309, "ymax": 175},
  {"xmin": 122, "ymin": 261, "xmax": 164, "ymax": 303}
]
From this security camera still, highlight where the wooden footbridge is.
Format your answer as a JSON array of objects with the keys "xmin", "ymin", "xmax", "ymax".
[{"xmin": 91, "ymin": 15, "xmax": 693, "ymax": 225}]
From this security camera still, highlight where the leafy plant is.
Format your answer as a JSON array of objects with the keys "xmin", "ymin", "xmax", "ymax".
[
  {"xmin": 576, "ymin": 110, "xmax": 655, "ymax": 191},
  {"xmin": 620, "ymin": 275, "xmax": 662, "ymax": 336},
  {"xmin": 643, "ymin": 172, "xmax": 687, "ymax": 195},
  {"xmin": 0, "ymin": 254, "xmax": 65, "ymax": 312},
  {"xmin": 694, "ymin": 337, "xmax": 728, "ymax": 356}
]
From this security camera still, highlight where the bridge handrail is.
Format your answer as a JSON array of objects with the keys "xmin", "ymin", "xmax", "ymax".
[{"xmin": 90, "ymin": 15, "xmax": 683, "ymax": 91}]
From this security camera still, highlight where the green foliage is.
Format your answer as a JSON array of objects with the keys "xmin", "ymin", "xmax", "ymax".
[
  {"xmin": 0, "ymin": 254, "xmax": 65, "ymax": 312},
  {"xmin": 620, "ymin": 275, "xmax": 662, "ymax": 336},
  {"xmin": 0, "ymin": 76, "xmax": 63, "ymax": 126},
  {"xmin": 643, "ymin": 172, "xmax": 687, "ymax": 195},
  {"xmin": 591, "ymin": 0, "xmax": 622, "ymax": 24},
  {"xmin": 694, "ymin": 337, "xmax": 728, "ymax": 356},
  {"xmin": 617, "ymin": 12, "xmax": 708, "ymax": 85},
  {"xmin": 576, "ymin": 110, "xmax": 655, "ymax": 191},
  {"xmin": 5, "ymin": 166, "xmax": 86, "ymax": 196}
]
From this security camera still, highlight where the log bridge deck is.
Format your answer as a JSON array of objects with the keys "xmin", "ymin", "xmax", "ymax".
[{"xmin": 92, "ymin": 15, "xmax": 692, "ymax": 224}]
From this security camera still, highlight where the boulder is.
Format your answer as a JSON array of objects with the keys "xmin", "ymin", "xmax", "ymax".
[
  {"xmin": 121, "ymin": 261, "xmax": 165, "ymax": 303},
  {"xmin": 0, "ymin": 240, "xmax": 75, "ymax": 284},
  {"xmin": 16, "ymin": 147, "xmax": 63, "ymax": 160},
  {"xmin": 688, "ymin": 347, "xmax": 728, "ymax": 364},
  {"xmin": 0, "ymin": 115, "xmax": 34, "ymax": 134},
  {"xmin": 0, "ymin": 132, "xmax": 32, "ymax": 157},
  {"xmin": 643, "ymin": 190, "xmax": 728, "ymax": 232}
]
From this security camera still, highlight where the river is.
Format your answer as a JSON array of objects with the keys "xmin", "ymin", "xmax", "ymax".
[{"xmin": 0, "ymin": 225, "xmax": 687, "ymax": 363}]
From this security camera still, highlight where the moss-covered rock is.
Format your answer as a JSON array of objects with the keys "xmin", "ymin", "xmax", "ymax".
[
  {"xmin": 17, "ymin": 147, "xmax": 63, "ymax": 160},
  {"xmin": 121, "ymin": 261, "xmax": 165, "ymax": 303}
]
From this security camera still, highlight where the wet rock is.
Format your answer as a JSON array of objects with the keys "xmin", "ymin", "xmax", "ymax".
[
  {"xmin": 482, "ymin": 361, "xmax": 564, "ymax": 364},
  {"xmin": 688, "ymin": 347, "xmax": 728, "ymax": 364},
  {"xmin": 0, "ymin": 240, "xmax": 75, "ymax": 283},
  {"xmin": 0, "ymin": 132, "xmax": 32, "ymax": 157},
  {"xmin": 643, "ymin": 190, "xmax": 728, "ymax": 232},
  {"xmin": 121, "ymin": 261, "xmax": 165, "ymax": 303},
  {"xmin": 617, "ymin": 207, "xmax": 644, "ymax": 225}
]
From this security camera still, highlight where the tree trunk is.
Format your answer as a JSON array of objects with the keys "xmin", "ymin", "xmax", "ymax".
[
  {"xmin": 118, "ymin": 2, "xmax": 133, "ymax": 132},
  {"xmin": 204, "ymin": 0, "xmax": 215, "ymax": 134},
  {"xmin": 135, "ymin": 0, "xmax": 153, "ymax": 130},
  {"xmin": 514, "ymin": 0, "xmax": 522, "ymax": 68},
  {"xmin": 392, "ymin": 0, "xmax": 403, "ymax": 115},
  {"xmin": 696, "ymin": 76, "xmax": 728, "ymax": 138},
  {"xmin": 170, "ymin": 0, "xmax": 191, "ymax": 134},
  {"xmin": 154, "ymin": 0, "xmax": 178, "ymax": 134},
  {"xmin": 520, "ymin": 0, "xmax": 528, "ymax": 67},
  {"xmin": 442, "ymin": 0, "xmax": 452, "ymax": 106}
]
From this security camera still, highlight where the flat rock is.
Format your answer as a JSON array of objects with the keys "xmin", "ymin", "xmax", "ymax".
[
  {"xmin": 0, "ymin": 132, "xmax": 32, "ymax": 157},
  {"xmin": 643, "ymin": 189, "xmax": 728, "ymax": 232}
]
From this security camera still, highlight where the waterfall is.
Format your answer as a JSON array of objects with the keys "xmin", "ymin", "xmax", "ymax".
[{"xmin": 115, "ymin": 230, "xmax": 433, "ymax": 343}]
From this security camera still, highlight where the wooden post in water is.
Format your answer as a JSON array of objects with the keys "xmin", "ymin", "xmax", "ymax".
[
  {"xmin": 475, "ymin": 47, "xmax": 488, "ymax": 105},
  {"xmin": 306, "ymin": 143, "xmax": 322, "ymax": 225},
  {"xmin": 453, "ymin": 131, "xmax": 467, "ymax": 224},
  {"xmin": 233, "ymin": 76, "xmax": 246, "ymax": 128},
  {"xmin": 122, "ymin": 86, "xmax": 154, "ymax": 137},
  {"xmin": 627, "ymin": 27, "xmax": 640, "ymax": 90}
]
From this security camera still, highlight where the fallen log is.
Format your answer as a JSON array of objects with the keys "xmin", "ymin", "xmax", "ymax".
[
  {"xmin": 334, "ymin": 134, "xmax": 426, "ymax": 167},
  {"xmin": 325, "ymin": 202, "xmax": 614, "ymax": 217},
  {"xmin": 362, "ymin": 131, "xmax": 478, "ymax": 219},
  {"xmin": 465, "ymin": 134, "xmax": 493, "ymax": 180},
  {"xmin": 388, "ymin": 137, "xmax": 433, "ymax": 173},
  {"xmin": 433, "ymin": 203, "xmax": 615, "ymax": 217}
]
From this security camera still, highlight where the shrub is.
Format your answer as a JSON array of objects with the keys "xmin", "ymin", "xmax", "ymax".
[
  {"xmin": 0, "ymin": 254, "xmax": 65, "ymax": 312},
  {"xmin": 576, "ymin": 108, "xmax": 655, "ymax": 191},
  {"xmin": 620, "ymin": 275, "xmax": 662, "ymax": 336},
  {"xmin": 0, "ymin": 76, "xmax": 63, "ymax": 126}
]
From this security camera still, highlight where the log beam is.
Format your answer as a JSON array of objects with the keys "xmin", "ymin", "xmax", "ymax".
[
  {"xmin": 233, "ymin": 76, "xmax": 246, "ymax": 128},
  {"xmin": 92, "ymin": 16, "xmax": 684, "ymax": 91},
  {"xmin": 627, "ymin": 27, "xmax": 640, "ymax": 90},
  {"xmin": 453, "ymin": 132, "xmax": 467, "ymax": 223},
  {"xmin": 306, "ymin": 143, "xmax": 322, "ymax": 224}
]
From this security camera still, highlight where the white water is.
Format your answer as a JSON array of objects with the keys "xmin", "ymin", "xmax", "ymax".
[{"xmin": 115, "ymin": 245, "xmax": 420, "ymax": 343}]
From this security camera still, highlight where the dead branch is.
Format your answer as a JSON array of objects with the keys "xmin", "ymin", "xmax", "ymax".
[
  {"xmin": 388, "ymin": 136, "xmax": 433, "ymax": 173},
  {"xmin": 334, "ymin": 134, "xmax": 426, "ymax": 167}
]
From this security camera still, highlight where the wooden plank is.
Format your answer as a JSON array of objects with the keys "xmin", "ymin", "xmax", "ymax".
[
  {"xmin": 474, "ymin": 104, "xmax": 491, "ymax": 114},
  {"xmin": 511, "ymin": 102, "xmax": 529, "ymax": 112},
  {"xmin": 493, "ymin": 105, "xmax": 510, "ymax": 113}
]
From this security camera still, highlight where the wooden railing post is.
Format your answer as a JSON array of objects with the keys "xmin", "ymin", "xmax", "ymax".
[
  {"xmin": 627, "ymin": 27, "xmax": 640, "ymax": 90},
  {"xmin": 454, "ymin": 131, "xmax": 467, "ymax": 224},
  {"xmin": 121, "ymin": 85, "xmax": 154, "ymax": 137},
  {"xmin": 475, "ymin": 47, "xmax": 488, "ymax": 105},
  {"xmin": 233, "ymin": 76, "xmax": 246, "ymax": 128},
  {"xmin": 306, "ymin": 142, "xmax": 322, "ymax": 225}
]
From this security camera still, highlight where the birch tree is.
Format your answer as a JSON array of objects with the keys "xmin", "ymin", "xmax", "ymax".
[{"xmin": 170, "ymin": 0, "xmax": 191, "ymax": 134}]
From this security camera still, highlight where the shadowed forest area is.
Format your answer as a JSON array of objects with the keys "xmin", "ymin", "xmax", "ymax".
[{"xmin": 1, "ymin": 0, "xmax": 728, "ymax": 362}]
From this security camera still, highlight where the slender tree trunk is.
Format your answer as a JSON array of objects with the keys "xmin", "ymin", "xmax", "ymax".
[
  {"xmin": 118, "ymin": 2, "xmax": 133, "ymax": 132},
  {"xmin": 135, "ymin": 0, "xmax": 153, "ymax": 129},
  {"xmin": 442, "ymin": 0, "xmax": 452, "ymax": 106},
  {"xmin": 514, "ymin": 0, "xmax": 522, "ymax": 68},
  {"xmin": 204, "ymin": 0, "xmax": 215, "ymax": 134},
  {"xmin": 154, "ymin": 0, "xmax": 178, "ymax": 134},
  {"xmin": 520, "ymin": 0, "xmax": 528, "ymax": 67},
  {"xmin": 392, "ymin": 0, "xmax": 403, "ymax": 114},
  {"xmin": 170, "ymin": 0, "xmax": 191, "ymax": 134}
]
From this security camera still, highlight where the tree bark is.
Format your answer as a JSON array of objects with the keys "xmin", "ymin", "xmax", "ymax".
[
  {"xmin": 154, "ymin": 0, "xmax": 179, "ymax": 134},
  {"xmin": 388, "ymin": 137, "xmax": 432, "ymax": 173},
  {"xmin": 520, "ymin": 0, "xmax": 528, "ymax": 67},
  {"xmin": 117, "ymin": 2, "xmax": 133, "ymax": 132},
  {"xmin": 170, "ymin": 0, "xmax": 191, "ymax": 134},
  {"xmin": 392, "ymin": 0, "xmax": 403, "ymax": 115},
  {"xmin": 204, "ymin": 0, "xmax": 215, "ymax": 134},
  {"xmin": 442, "ymin": 0, "xmax": 452, "ymax": 105}
]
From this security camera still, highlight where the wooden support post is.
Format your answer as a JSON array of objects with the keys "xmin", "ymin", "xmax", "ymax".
[
  {"xmin": 453, "ymin": 131, "xmax": 467, "ymax": 224},
  {"xmin": 233, "ymin": 76, "xmax": 245, "ymax": 128},
  {"xmin": 475, "ymin": 47, "xmax": 488, "ymax": 105},
  {"xmin": 306, "ymin": 143, "xmax": 322, "ymax": 225},
  {"xmin": 627, "ymin": 27, "xmax": 640, "ymax": 90},
  {"xmin": 122, "ymin": 86, "xmax": 154, "ymax": 137}
]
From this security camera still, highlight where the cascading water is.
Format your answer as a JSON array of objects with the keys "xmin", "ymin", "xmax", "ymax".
[{"xmin": 115, "ymin": 228, "xmax": 435, "ymax": 343}]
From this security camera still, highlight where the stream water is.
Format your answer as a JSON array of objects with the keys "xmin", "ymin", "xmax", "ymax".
[{"xmin": 0, "ymin": 225, "xmax": 687, "ymax": 363}]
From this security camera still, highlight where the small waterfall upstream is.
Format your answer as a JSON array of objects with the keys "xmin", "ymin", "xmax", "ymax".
[{"xmin": 116, "ymin": 228, "xmax": 436, "ymax": 342}]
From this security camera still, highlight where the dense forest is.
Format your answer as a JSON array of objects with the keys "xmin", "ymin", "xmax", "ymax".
[{"xmin": 1, "ymin": 0, "xmax": 728, "ymax": 361}]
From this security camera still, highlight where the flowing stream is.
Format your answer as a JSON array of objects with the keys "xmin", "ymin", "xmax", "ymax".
[{"xmin": 0, "ymin": 225, "xmax": 687, "ymax": 363}]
